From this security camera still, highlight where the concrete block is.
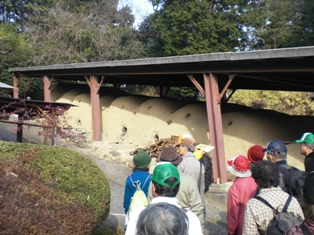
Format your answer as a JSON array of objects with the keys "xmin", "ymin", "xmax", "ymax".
[{"xmin": 205, "ymin": 182, "xmax": 232, "ymax": 210}]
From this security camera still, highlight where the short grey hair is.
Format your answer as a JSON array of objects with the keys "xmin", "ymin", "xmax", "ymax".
[
  {"xmin": 136, "ymin": 202, "xmax": 189, "ymax": 235},
  {"xmin": 305, "ymin": 143, "xmax": 314, "ymax": 151},
  {"xmin": 271, "ymin": 151, "xmax": 287, "ymax": 160},
  {"xmin": 182, "ymin": 144, "xmax": 195, "ymax": 152}
]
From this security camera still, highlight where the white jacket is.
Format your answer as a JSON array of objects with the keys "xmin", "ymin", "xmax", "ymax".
[{"xmin": 125, "ymin": 197, "xmax": 203, "ymax": 235}]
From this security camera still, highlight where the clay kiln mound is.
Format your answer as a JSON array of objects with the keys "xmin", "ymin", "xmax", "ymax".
[
  {"xmin": 57, "ymin": 89, "xmax": 85, "ymax": 103},
  {"xmin": 102, "ymin": 96, "xmax": 151, "ymax": 142},
  {"xmin": 169, "ymin": 104, "xmax": 209, "ymax": 143},
  {"xmin": 100, "ymin": 96, "xmax": 117, "ymax": 111},
  {"xmin": 53, "ymin": 88, "xmax": 314, "ymax": 170}
]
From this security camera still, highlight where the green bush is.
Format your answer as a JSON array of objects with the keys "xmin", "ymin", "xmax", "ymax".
[
  {"xmin": 229, "ymin": 90, "xmax": 314, "ymax": 115},
  {"xmin": 0, "ymin": 141, "xmax": 110, "ymax": 234}
]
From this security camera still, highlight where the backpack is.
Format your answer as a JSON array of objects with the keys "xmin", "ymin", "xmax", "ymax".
[
  {"xmin": 278, "ymin": 166, "xmax": 308, "ymax": 210},
  {"xmin": 255, "ymin": 195, "xmax": 303, "ymax": 235},
  {"xmin": 127, "ymin": 175, "xmax": 150, "ymax": 219}
]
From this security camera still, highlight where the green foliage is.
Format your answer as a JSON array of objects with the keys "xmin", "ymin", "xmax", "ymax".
[
  {"xmin": 229, "ymin": 90, "xmax": 314, "ymax": 115},
  {"xmin": 249, "ymin": 0, "xmax": 302, "ymax": 49},
  {"xmin": 0, "ymin": 141, "xmax": 111, "ymax": 222},
  {"xmin": 168, "ymin": 87, "xmax": 199, "ymax": 100},
  {"xmin": 0, "ymin": 23, "xmax": 37, "ymax": 98}
]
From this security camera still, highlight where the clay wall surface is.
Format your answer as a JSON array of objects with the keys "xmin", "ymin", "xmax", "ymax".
[{"xmin": 54, "ymin": 87, "xmax": 314, "ymax": 170}]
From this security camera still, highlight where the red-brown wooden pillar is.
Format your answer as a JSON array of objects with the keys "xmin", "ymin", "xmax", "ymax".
[
  {"xmin": 85, "ymin": 75, "xmax": 103, "ymax": 141},
  {"xmin": 42, "ymin": 76, "xmax": 53, "ymax": 102},
  {"xmin": 204, "ymin": 73, "xmax": 227, "ymax": 184},
  {"xmin": 13, "ymin": 75, "xmax": 19, "ymax": 98}
]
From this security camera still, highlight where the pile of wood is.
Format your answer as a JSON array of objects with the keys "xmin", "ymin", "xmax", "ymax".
[{"xmin": 130, "ymin": 135, "xmax": 180, "ymax": 158}]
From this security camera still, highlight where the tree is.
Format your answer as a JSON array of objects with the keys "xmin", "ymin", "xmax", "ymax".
[
  {"xmin": 0, "ymin": 23, "xmax": 36, "ymax": 98},
  {"xmin": 28, "ymin": 1, "xmax": 144, "ymax": 65},
  {"xmin": 243, "ymin": 0, "xmax": 303, "ymax": 49},
  {"xmin": 143, "ymin": 0, "xmax": 256, "ymax": 56},
  {"xmin": 290, "ymin": 0, "xmax": 314, "ymax": 46}
]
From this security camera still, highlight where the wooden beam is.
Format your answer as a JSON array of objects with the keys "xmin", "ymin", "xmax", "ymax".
[
  {"xmin": 187, "ymin": 74, "xmax": 205, "ymax": 97},
  {"xmin": 204, "ymin": 73, "xmax": 227, "ymax": 184},
  {"xmin": 218, "ymin": 74, "xmax": 235, "ymax": 103}
]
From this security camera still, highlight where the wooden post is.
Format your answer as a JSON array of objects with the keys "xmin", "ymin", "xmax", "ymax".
[
  {"xmin": 85, "ymin": 75, "xmax": 103, "ymax": 141},
  {"xmin": 42, "ymin": 76, "xmax": 52, "ymax": 102},
  {"xmin": 204, "ymin": 73, "xmax": 227, "ymax": 184},
  {"xmin": 13, "ymin": 75, "xmax": 19, "ymax": 98},
  {"xmin": 17, "ymin": 123, "xmax": 23, "ymax": 143}
]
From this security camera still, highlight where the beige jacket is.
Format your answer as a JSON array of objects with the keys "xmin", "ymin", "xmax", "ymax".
[{"xmin": 177, "ymin": 151, "xmax": 205, "ymax": 206}]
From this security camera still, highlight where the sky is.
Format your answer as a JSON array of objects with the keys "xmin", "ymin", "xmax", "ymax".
[{"xmin": 118, "ymin": 0, "xmax": 154, "ymax": 27}]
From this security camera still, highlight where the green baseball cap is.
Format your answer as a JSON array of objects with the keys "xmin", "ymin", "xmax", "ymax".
[
  {"xmin": 296, "ymin": 132, "xmax": 314, "ymax": 144},
  {"xmin": 151, "ymin": 163, "xmax": 180, "ymax": 187}
]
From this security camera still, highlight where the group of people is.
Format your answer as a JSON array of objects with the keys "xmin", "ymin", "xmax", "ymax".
[
  {"xmin": 123, "ymin": 135, "xmax": 209, "ymax": 235},
  {"xmin": 122, "ymin": 132, "xmax": 314, "ymax": 235},
  {"xmin": 227, "ymin": 132, "xmax": 314, "ymax": 235}
]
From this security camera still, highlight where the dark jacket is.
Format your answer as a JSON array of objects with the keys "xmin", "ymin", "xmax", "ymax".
[
  {"xmin": 305, "ymin": 152, "xmax": 314, "ymax": 173},
  {"xmin": 200, "ymin": 153, "xmax": 213, "ymax": 193}
]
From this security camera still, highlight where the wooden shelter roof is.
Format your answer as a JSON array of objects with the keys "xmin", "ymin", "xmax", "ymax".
[{"xmin": 8, "ymin": 46, "xmax": 314, "ymax": 92}]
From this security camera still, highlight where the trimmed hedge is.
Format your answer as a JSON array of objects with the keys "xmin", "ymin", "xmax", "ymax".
[{"xmin": 0, "ymin": 141, "xmax": 110, "ymax": 234}]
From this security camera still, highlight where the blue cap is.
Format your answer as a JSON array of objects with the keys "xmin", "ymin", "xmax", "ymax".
[{"xmin": 263, "ymin": 140, "xmax": 287, "ymax": 153}]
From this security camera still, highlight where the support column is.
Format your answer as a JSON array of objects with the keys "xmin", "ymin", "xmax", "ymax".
[
  {"xmin": 85, "ymin": 75, "xmax": 103, "ymax": 141},
  {"xmin": 13, "ymin": 75, "xmax": 19, "ymax": 98},
  {"xmin": 42, "ymin": 76, "xmax": 53, "ymax": 102},
  {"xmin": 204, "ymin": 73, "xmax": 227, "ymax": 184},
  {"xmin": 17, "ymin": 122, "xmax": 23, "ymax": 143}
]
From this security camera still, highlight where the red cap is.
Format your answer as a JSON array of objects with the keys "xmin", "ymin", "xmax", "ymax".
[{"xmin": 247, "ymin": 145, "xmax": 264, "ymax": 163}]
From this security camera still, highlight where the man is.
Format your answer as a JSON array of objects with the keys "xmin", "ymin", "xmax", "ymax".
[
  {"xmin": 136, "ymin": 203, "xmax": 189, "ymax": 235},
  {"xmin": 148, "ymin": 147, "xmax": 205, "ymax": 229},
  {"xmin": 125, "ymin": 163, "xmax": 203, "ymax": 235},
  {"xmin": 296, "ymin": 132, "xmax": 314, "ymax": 173},
  {"xmin": 227, "ymin": 155, "xmax": 257, "ymax": 235},
  {"xmin": 176, "ymin": 137, "xmax": 205, "ymax": 205},
  {"xmin": 264, "ymin": 139, "xmax": 307, "ymax": 211},
  {"xmin": 243, "ymin": 161, "xmax": 304, "ymax": 235},
  {"xmin": 263, "ymin": 140, "xmax": 292, "ymax": 191}
]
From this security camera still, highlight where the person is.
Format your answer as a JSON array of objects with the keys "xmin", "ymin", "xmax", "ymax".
[
  {"xmin": 286, "ymin": 172, "xmax": 314, "ymax": 234},
  {"xmin": 247, "ymin": 145, "xmax": 264, "ymax": 166},
  {"xmin": 177, "ymin": 134, "xmax": 213, "ymax": 193},
  {"xmin": 148, "ymin": 147, "xmax": 205, "ymax": 230},
  {"xmin": 263, "ymin": 140, "xmax": 292, "ymax": 191},
  {"xmin": 123, "ymin": 151, "xmax": 152, "ymax": 215},
  {"xmin": 227, "ymin": 155, "xmax": 257, "ymax": 235},
  {"xmin": 136, "ymin": 202, "xmax": 189, "ymax": 235},
  {"xmin": 194, "ymin": 144, "xmax": 214, "ymax": 193},
  {"xmin": 125, "ymin": 163, "xmax": 203, "ymax": 235},
  {"xmin": 175, "ymin": 137, "xmax": 205, "ymax": 205},
  {"xmin": 264, "ymin": 139, "xmax": 307, "ymax": 211},
  {"xmin": 242, "ymin": 161, "xmax": 304, "ymax": 235},
  {"xmin": 296, "ymin": 132, "xmax": 314, "ymax": 173}
]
